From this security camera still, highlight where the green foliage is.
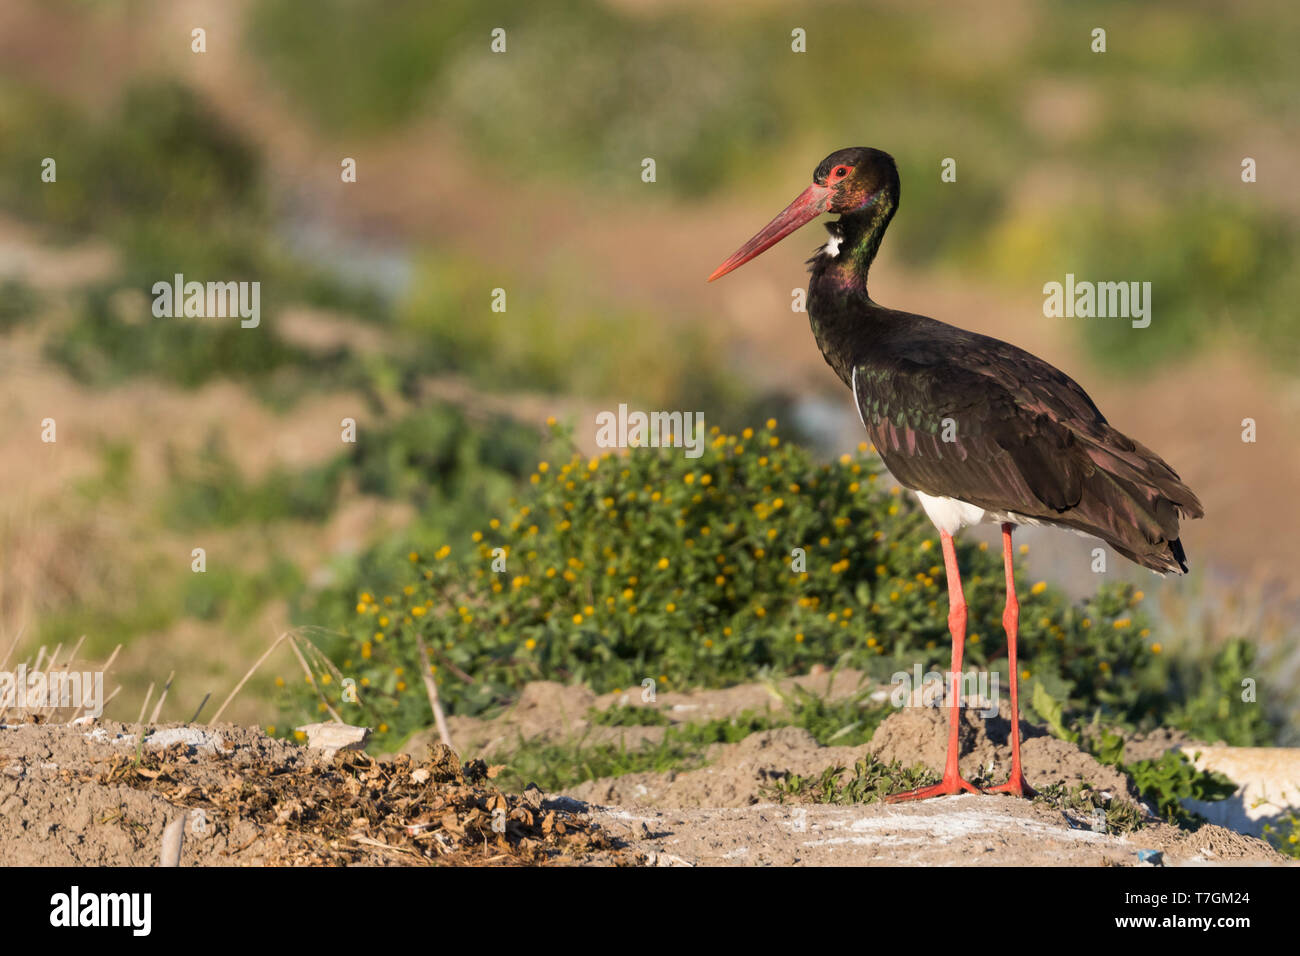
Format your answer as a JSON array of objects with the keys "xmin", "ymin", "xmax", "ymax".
[
  {"xmin": 285, "ymin": 420, "xmax": 1257, "ymax": 751},
  {"xmin": 47, "ymin": 287, "xmax": 306, "ymax": 389},
  {"xmin": 766, "ymin": 756, "xmax": 939, "ymax": 805},
  {"xmin": 1034, "ymin": 782, "xmax": 1146, "ymax": 835},
  {"xmin": 770, "ymin": 680, "xmax": 892, "ymax": 747},
  {"xmin": 0, "ymin": 280, "xmax": 39, "ymax": 332},
  {"xmin": 486, "ymin": 731, "xmax": 703, "ymax": 794},
  {"xmin": 1034, "ymin": 685, "xmax": 1239, "ymax": 829},
  {"xmin": 1163, "ymin": 639, "xmax": 1276, "ymax": 746},
  {"xmin": 587, "ymin": 704, "xmax": 671, "ymax": 728},
  {"xmin": 1124, "ymin": 751, "xmax": 1238, "ymax": 827},
  {"xmin": 1262, "ymin": 810, "xmax": 1300, "ymax": 860},
  {"xmin": 165, "ymin": 403, "xmax": 538, "ymax": 532}
]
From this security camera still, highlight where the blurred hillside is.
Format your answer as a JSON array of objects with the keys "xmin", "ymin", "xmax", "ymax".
[{"xmin": 0, "ymin": 0, "xmax": 1296, "ymax": 732}]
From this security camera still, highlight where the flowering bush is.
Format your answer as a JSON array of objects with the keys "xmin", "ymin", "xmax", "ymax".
[{"xmin": 283, "ymin": 419, "xmax": 1265, "ymax": 750}]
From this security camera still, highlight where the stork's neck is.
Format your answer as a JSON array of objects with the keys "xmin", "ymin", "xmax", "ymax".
[{"xmin": 807, "ymin": 199, "xmax": 897, "ymax": 387}]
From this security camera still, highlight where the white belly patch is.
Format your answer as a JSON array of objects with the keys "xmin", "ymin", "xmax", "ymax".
[
  {"xmin": 914, "ymin": 490, "xmax": 1053, "ymax": 535},
  {"xmin": 913, "ymin": 491, "xmax": 987, "ymax": 536}
]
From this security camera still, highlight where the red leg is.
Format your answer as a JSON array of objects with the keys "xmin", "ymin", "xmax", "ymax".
[
  {"xmin": 986, "ymin": 523, "xmax": 1035, "ymax": 798},
  {"xmin": 889, "ymin": 530, "xmax": 980, "ymax": 801}
]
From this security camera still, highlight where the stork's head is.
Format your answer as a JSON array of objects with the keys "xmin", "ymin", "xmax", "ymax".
[{"xmin": 709, "ymin": 147, "xmax": 899, "ymax": 281}]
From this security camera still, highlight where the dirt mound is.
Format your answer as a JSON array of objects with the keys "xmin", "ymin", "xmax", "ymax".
[
  {"xmin": 568, "ymin": 726, "xmax": 866, "ymax": 809},
  {"xmin": 0, "ymin": 721, "xmax": 622, "ymax": 866},
  {"xmin": 866, "ymin": 704, "xmax": 1138, "ymax": 799},
  {"xmin": 566, "ymin": 703, "xmax": 1142, "ymax": 811}
]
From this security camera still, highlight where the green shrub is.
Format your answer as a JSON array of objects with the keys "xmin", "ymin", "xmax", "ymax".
[{"xmin": 284, "ymin": 420, "xmax": 1272, "ymax": 750}]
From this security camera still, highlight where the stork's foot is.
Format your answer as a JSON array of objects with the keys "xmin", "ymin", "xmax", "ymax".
[
  {"xmin": 888, "ymin": 773, "xmax": 981, "ymax": 802},
  {"xmin": 985, "ymin": 773, "xmax": 1035, "ymax": 798}
]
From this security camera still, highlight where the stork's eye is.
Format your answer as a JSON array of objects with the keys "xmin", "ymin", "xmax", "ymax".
[{"xmin": 833, "ymin": 166, "xmax": 850, "ymax": 179}]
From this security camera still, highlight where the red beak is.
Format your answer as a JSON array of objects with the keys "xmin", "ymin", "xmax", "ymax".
[{"xmin": 708, "ymin": 183, "xmax": 831, "ymax": 282}]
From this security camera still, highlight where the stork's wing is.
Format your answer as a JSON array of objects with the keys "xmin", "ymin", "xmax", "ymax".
[
  {"xmin": 850, "ymin": 325, "xmax": 1203, "ymax": 572},
  {"xmin": 852, "ymin": 353, "xmax": 1088, "ymax": 515}
]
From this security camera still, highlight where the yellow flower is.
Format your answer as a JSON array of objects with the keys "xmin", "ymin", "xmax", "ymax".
[
  {"xmin": 546, "ymin": 415, "xmax": 557, "ymax": 426},
  {"xmin": 573, "ymin": 613, "xmax": 584, "ymax": 625},
  {"xmin": 657, "ymin": 557, "xmax": 670, "ymax": 570},
  {"xmin": 1151, "ymin": 643, "xmax": 1163, "ymax": 654},
  {"xmin": 538, "ymin": 462, "xmax": 549, "ymax": 473},
  {"xmin": 666, "ymin": 603, "xmax": 677, "ymax": 613},
  {"xmin": 755, "ymin": 607, "xmax": 766, "ymax": 617},
  {"xmin": 294, "ymin": 730, "xmax": 307, "ymax": 742},
  {"xmin": 795, "ymin": 633, "xmax": 805, "ymax": 643},
  {"xmin": 471, "ymin": 531, "xmax": 483, "ymax": 543},
  {"xmin": 274, "ymin": 676, "xmax": 285, "ymax": 687},
  {"xmin": 766, "ymin": 418, "xmax": 777, "ymax": 430},
  {"xmin": 412, "ymin": 606, "xmax": 426, "ymax": 617},
  {"xmin": 361, "ymin": 642, "xmax": 372, "ymax": 659},
  {"xmin": 435, "ymin": 545, "xmax": 451, "ymax": 560},
  {"xmin": 1031, "ymin": 581, "xmax": 1047, "ymax": 595},
  {"xmin": 408, "ymin": 551, "xmax": 419, "ymax": 562},
  {"xmin": 700, "ymin": 474, "xmax": 712, "ymax": 486},
  {"xmin": 722, "ymin": 626, "xmax": 732, "ymax": 636},
  {"xmin": 1020, "ymin": 670, "xmax": 1030, "ymax": 680},
  {"xmin": 525, "ymin": 638, "xmax": 537, "ymax": 650}
]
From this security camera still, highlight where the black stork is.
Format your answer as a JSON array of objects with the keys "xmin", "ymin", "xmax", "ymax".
[{"xmin": 709, "ymin": 147, "xmax": 1204, "ymax": 800}]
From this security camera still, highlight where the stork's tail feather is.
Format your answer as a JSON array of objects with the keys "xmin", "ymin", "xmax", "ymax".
[{"xmin": 1068, "ymin": 428, "xmax": 1203, "ymax": 575}]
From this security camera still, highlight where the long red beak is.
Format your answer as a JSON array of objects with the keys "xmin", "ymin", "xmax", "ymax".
[{"xmin": 708, "ymin": 183, "xmax": 830, "ymax": 282}]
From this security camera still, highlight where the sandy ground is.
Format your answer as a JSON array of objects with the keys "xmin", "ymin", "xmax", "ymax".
[
  {"xmin": 0, "ymin": 720, "xmax": 620, "ymax": 866},
  {"xmin": 2, "ymin": 674, "xmax": 1275, "ymax": 867}
]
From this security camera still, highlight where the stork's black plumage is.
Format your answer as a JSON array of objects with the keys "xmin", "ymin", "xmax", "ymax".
[{"xmin": 709, "ymin": 146, "xmax": 1204, "ymax": 801}]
